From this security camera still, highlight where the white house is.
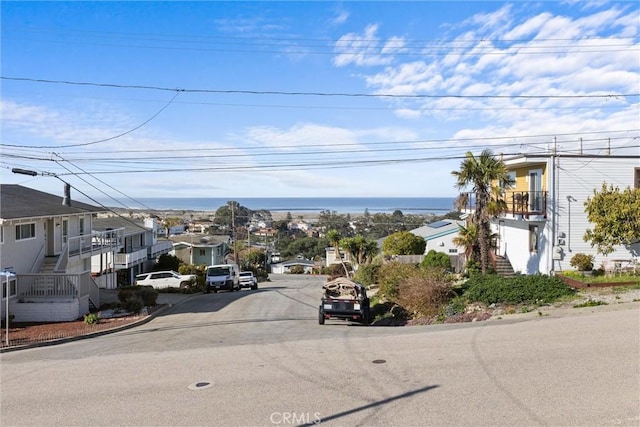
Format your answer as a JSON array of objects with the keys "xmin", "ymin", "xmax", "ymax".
[
  {"xmin": 91, "ymin": 217, "xmax": 173, "ymax": 287},
  {"xmin": 409, "ymin": 219, "xmax": 465, "ymax": 272},
  {"xmin": 461, "ymin": 154, "xmax": 640, "ymax": 275},
  {"xmin": 270, "ymin": 259, "xmax": 316, "ymax": 274},
  {"xmin": 0, "ymin": 184, "xmax": 123, "ymax": 322}
]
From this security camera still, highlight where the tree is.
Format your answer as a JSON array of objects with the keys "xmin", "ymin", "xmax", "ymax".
[
  {"xmin": 327, "ymin": 229, "xmax": 350, "ymax": 277},
  {"xmin": 214, "ymin": 201, "xmax": 251, "ymax": 228},
  {"xmin": 451, "ymin": 150, "xmax": 512, "ymax": 274},
  {"xmin": 154, "ymin": 254, "xmax": 182, "ymax": 271},
  {"xmin": 162, "ymin": 217, "xmax": 182, "ymax": 236},
  {"xmin": 452, "ymin": 222, "xmax": 479, "ymax": 263},
  {"xmin": 584, "ymin": 183, "xmax": 640, "ymax": 255},
  {"xmin": 382, "ymin": 231, "xmax": 426, "ymax": 256},
  {"xmin": 340, "ymin": 235, "xmax": 379, "ymax": 267}
]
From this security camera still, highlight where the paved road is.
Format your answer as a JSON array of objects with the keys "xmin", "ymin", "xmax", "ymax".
[{"xmin": 1, "ymin": 274, "xmax": 638, "ymax": 426}]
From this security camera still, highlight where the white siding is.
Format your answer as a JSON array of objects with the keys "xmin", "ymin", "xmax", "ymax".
[
  {"xmin": 553, "ymin": 156, "xmax": 640, "ymax": 271},
  {"xmin": 425, "ymin": 232, "xmax": 460, "ymax": 255}
]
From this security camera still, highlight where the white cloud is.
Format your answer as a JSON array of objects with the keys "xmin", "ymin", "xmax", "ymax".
[
  {"xmin": 333, "ymin": 24, "xmax": 397, "ymax": 67},
  {"xmin": 330, "ymin": 9, "xmax": 349, "ymax": 26}
]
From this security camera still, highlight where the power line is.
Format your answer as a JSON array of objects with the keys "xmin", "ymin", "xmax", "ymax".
[
  {"xmin": 0, "ymin": 91, "xmax": 181, "ymax": 149},
  {"xmin": 3, "ymin": 76, "xmax": 637, "ymax": 99}
]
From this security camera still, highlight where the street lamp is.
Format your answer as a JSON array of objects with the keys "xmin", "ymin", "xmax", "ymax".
[{"xmin": 1, "ymin": 269, "xmax": 16, "ymax": 347}]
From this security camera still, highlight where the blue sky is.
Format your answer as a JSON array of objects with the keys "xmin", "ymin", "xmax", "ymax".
[{"xmin": 1, "ymin": 1, "xmax": 638, "ymax": 202}]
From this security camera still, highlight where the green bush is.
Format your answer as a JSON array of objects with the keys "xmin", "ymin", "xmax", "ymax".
[
  {"xmin": 463, "ymin": 274, "xmax": 575, "ymax": 305},
  {"xmin": 569, "ymin": 253, "xmax": 594, "ymax": 271},
  {"xmin": 288, "ymin": 265, "xmax": 305, "ymax": 274},
  {"xmin": 444, "ymin": 295, "xmax": 468, "ymax": 316},
  {"xmin": 118, "ymin": 285, "xmax": 158, "ymax": 307},
  {"xmin": 123, "ymin": 295, "xmax": 144, "ymax": 314},
  {"xmin": 353, "ymin": 264, "xmax": 380, "ymax": 286},
  {"xmin": 84, "ymin": 313, "xmax": 100, "ymax": 325},
  {"xmin": 376, "ymin": 262, "xmax": 419, "ymax": 300},
  {"xmin": 420, "ymin": 250, "xmax": 452, "ymax": 271}
]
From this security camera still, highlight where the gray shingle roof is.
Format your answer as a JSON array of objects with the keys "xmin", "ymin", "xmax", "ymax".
[{"xmin": 0, "ymin": 184, "xmax": 106, "ymax": 220}]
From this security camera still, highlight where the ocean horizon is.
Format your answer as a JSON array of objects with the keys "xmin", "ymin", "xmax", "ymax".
[{"xmin": 102, "ymin": 197, "xmax": 458, "ymax": 215}]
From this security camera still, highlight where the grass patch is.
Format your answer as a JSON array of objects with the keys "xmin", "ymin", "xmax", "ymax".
[{"xmin": 573, "ymin": 299, "xmax": 608, "ymax": 308}]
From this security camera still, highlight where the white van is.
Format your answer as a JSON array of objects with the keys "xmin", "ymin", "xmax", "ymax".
[{"xmin": 206, "ymin": 263, "xmax": 240, "ymax": 293}]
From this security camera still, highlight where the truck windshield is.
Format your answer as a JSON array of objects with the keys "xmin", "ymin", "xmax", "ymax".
[{"xmin": 207, "ymin": 267, "xmax": 230, "ymax": 276}]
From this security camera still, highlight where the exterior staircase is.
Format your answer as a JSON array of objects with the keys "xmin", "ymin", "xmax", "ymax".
[
  {"xmin": 40, "ymin": 256, "xmax": 58, "ymax": 273},
  {"xmin": 494, "ymin": 255, "xmax": 515, "ymax": 277}
]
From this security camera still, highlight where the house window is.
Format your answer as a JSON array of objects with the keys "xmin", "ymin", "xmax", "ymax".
[
  {"xmin": 500, "ymin": 171, "xmax": 516, "ymax": 189},
  {"xmin": 2, "ymin": 278, "xmax": 17, "ymax": 299},
  {"xmin": 15, "ymin": 223, "xmax": 36, "ymax": 240},
  {"xmin": 448, "ymin": 248, "xmax": 458, "ymax": 254},
  {"xmin": 0, "ymin": 226, "xmax": 3, "ymax": 244},
  {"xmin": 79, "ymin": 217, "xmax": 85, "ymax": 235},
  {"xmin": 529, "ymin": 225, "xmax": 539, "ymax": 252},
  {"xmin": 199, "ymin": 249, "xmax": 205, "ymax": 256},
  {"xmin": 635, "ymin": 168, "xmax": 640, "ymax": 189}
]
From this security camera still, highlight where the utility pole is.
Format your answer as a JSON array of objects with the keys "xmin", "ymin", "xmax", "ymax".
[{"xmin": 232, "ymin": 202, "xmax": 238, "ymax": 265}]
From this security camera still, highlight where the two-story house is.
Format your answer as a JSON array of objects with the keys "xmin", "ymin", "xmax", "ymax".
[
  {"xmin": 91, "ymin": 216, "xmax": 173, "ymax": 287},
  {"xmin": 0, "ymin": 184, "xmax": 124, "ymax": 322},
  {"xmin": 461, "ymin": 154, "xmax": 639, "ymax": 275}
]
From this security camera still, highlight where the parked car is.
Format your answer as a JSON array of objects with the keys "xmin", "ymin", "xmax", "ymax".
[
  {"xmin": 239, "ymin": 271, "xmax": 258, "ymax": 290},
  {"xmin": 134, "ymin": 271, "xmax": 196, "ymax": 289}
]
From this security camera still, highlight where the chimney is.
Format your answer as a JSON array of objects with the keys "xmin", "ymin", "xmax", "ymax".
[{"xmin": 62, "ymin": 183, "xmax": 71, "ymax": 206}]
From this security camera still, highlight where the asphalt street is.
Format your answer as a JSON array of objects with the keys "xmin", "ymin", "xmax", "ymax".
[{"xmin": 1, "ymin": 274, "xmax": 638, "ymax": 426}]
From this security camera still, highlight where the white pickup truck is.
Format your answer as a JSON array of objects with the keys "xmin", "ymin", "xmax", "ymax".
[{"xmin": 239, "ymin": 271, "xmax": 258, "ymax": 290}]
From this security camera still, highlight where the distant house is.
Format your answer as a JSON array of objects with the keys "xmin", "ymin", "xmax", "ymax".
[
  {"xmin": 325, "ymin": 247, "xmax": 353, "ymax": 267},
  {"xmin": 168, "ymin": 234, "xmax": 231, "ymax": 266},
  {"xmin": 0, "ymin": 184, "xmax": 120, "ymax": 322},
  {"xmin": 409, "ymin": 219, "xmax": 464, "ymax": 272},
  {"xmin": 92, "ymin": 216, "xmax": 173, "ymax": 287},
  {"xmin": 270, "ymin": 259, "xmax": 316, "ymax": 274}
]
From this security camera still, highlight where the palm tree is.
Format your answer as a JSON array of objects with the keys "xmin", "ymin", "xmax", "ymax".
[
  {"xmin": 452, "ymin": 149, "xmax": 513, "ymax": 274},
  {"xmin": 340, "ymin": 235, "xmax": 379, "ymax": 268},
  {"xmin": 327, "ymin": 229, "xmax": 350, "ymax": 277},
  {"xmin": 452, "ymin": 222, "xmax": 479, "ymax": 264}
]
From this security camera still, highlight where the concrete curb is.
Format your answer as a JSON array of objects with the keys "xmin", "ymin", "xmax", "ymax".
[{"xmin": 0, "ymin": 293, "xmax": 199, "ymax": 353}]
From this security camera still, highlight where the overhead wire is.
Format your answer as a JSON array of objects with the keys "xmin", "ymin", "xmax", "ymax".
[{"xmin": 2, "ymin": 76, "xmax": 637, "ymax": 99}]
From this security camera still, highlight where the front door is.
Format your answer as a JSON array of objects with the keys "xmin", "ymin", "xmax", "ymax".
[{"xmin": 528, "ymin": 169, "xmax": 543, "ymax": 212}]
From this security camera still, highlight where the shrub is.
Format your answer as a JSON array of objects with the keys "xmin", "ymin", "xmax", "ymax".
[
  {"xmin": 463, "ymin": 274, "xmax": 575, "ymax": 305},
  {"xmin": 444, "ymin": 295, "xmax": 469, "ymax": 316},
  {"xmin": 288, "ymin": 265, "xmax": 305, "ymax": 274},
  {"xmin": 118, "ymin": 285, "xmax": 158, "ymax": 307},
  {"xmin": 353, "ymin": 264, "xmax": 380, "ymax": 286},
  {"xmin": 376, "ymin": 262, "xmax": 419, "ymax": 300},
  {"xmin": 322, "ymin": 263, "xmax": 347, "ymax": 277},
  {"xmin": 83, "ymin": 313, "xmax": 100, "ymax": 325},
  {"xmin": 420, "ymin": 250, "xmax": 452, "ymax": 271},
  {"xmin": 396, "ymin": 272, "xmax": 454, "ymax": 318},
  {"xmin": 123, "ymin": 295, "xmax": 144, "ymax": 314},
  {"xmin": 569, "ymin": 253, "xmax": 594, "ymax": 271}
]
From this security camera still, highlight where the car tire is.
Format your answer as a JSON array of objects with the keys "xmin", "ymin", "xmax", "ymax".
[{"xmin": 318, "ymin": 308, "xmax": 325, "ymax": 325}]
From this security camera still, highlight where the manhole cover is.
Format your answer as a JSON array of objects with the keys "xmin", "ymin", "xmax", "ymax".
[
  {"xmin": 372, "ymin": 359, "xmax": 387, "ymax": 364},
  {"xmin": 188, "ymin": 381, "xmax": 213, "ymax": 390}
]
